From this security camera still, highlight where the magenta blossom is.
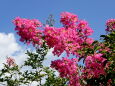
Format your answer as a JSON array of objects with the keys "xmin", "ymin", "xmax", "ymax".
[
  {"xmin": 13, "ymin": 17, "xmax": 43, "ymax": 46},
  {"xmin": 6, "ymin": 57, "xmax": 16, "ymax": 67},
  {"xmin": 106, "ymin": 19, "xmax": 115, "ymax": 31}
]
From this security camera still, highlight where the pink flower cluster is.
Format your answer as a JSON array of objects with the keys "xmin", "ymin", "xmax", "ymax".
[
  {"xmin": 106, "ymin": 19, "xmax": 115, "ymax": 31},
  {"xmin": 13, "ymin": 17, "xmax": 43, "ymax": 46},
  {"xmin": 82, "ymin": 53, "xmax": 107, "ymax": 78},
  {"xmin": 77, "ymin": 20, "xmax": 94, "ymax": 36},
  {"xmin": 44, "ymin": 26, "xmax": 94, "ymax": 56},
  {"xmin": 51, "ymin": 57, "xmax": 81, "ymax": 86},
  {"xmin": 44, "ymin": 27, "xmax": 80, "ymax": 56},
  {"xmin": 6, "ymin": 57, "xmax": 16, "ymax": 67},
  {"xmin": 60, "ymin": 12, "xmax": 78, "ymax": 28},
  {"xmin": 44, "ymin": 12, "xmax": 94, "ymax": 57},
  {"xmin": 13, "ymin": 12, "xmax": 94, "ymax": 57}
]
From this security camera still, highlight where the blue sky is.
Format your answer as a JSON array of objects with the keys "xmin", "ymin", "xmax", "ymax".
[{"xmin": 0, "ymin": 0, "xmax": 115, "ymax": 41}]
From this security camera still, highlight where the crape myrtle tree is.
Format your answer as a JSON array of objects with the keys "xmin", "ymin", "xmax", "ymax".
[{"xmin": 0, "ymin": 12, "xmax": 114, "ymax": 86}]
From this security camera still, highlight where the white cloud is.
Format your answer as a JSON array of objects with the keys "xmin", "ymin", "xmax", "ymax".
[
  {"xmin": 0, "ymin": 33, "xmax": 27, "ymax": 69},
  {"xmin": 0, "ymin": 33, "xmax": 20, "ymax": 57}
]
